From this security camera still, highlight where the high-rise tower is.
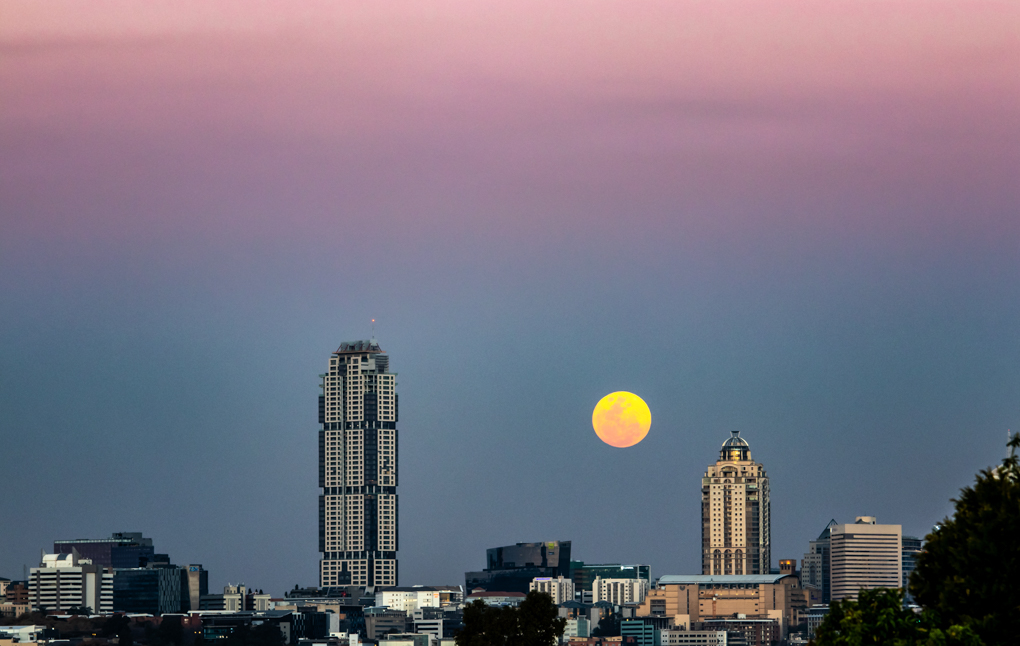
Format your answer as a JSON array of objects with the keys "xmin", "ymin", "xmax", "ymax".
[
  {"xmin": 701, "ymin": 431, "xmax": 771, "ymax": 575},
  {"xmin": 319, "ymin": 339, "xmax": 398, "ymax": 587}
]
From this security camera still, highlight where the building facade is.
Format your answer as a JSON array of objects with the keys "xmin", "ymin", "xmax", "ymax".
[
  {"xmin": 29, "ymin": 552, "xmax": 113, "ymax": 614},
  {"xmin": 636, "ymin": 574, "xmax": 803, "ymax": 635},
  {"xmin": 54, "ymin": 533, "xmax": 154, "ymax": 569},
  {"xmin": 530, "ymin": 576, "xmax": 575, "ymax": 604},
  {"xmin": 570, "ymin": 563, "xmax": 651, "ymax": 592},
  {"xmin": 800, "ymin": 520, "xmax": 836, "ymax": 603},
  {"xmin": 901, "ymin": 535, "xmax": 922, "ymax": 599},
  {"xmin": 377, "ymin": 587, "xmax": 443, "ymax": 613},
  {"xmin": 829, "ymin": 517, "xmax": 902, "ymax": 602},
  {"xmin": 592, "ymin": 578, "xmax": 649, "ymax": 605},
  {"xmin": 701, "ymin": 432, "xmax": 771, "ymax": 576},
  {"xmin": 466, "ymin": 541, "xmax": 572, "ymax": 594},
  {"xmin": 319, "ymin": 339, "xmax": 399, "ymax": 587}
]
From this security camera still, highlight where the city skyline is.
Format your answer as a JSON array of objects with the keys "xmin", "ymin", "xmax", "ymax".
[{"xmin": 2, "ymin": 1, "xmax": 1019, "ymax": 597}]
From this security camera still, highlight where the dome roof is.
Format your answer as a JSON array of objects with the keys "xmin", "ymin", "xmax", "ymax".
[{"xmin": 722, "ymin": 430, "xmax": 749, "ymax": 449}]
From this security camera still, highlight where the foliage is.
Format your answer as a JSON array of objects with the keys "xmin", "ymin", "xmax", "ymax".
[
  {"xmin": 221, "ymin": 623, "xmax": 285, "ymax": 646},
  {"xmin": 909, "ymin": 434, "xmax": 1020, "ymax": 646},
  {"xmin": 812, "ymin": 588, "xmax": 982, "ymax": 646},
  {"xmin": 149, "ymin": 616, "xmax": 186, "ymax": 646},
  {"xmin": 65, "ymin": 606, "xmax": 94, "ymax": 616},
  {"xmin": 590, "ymin": 612, "xmax": 620, "ymax": 637},
  {"xmin": 814, "ymin": 435, "xmax": 1020, "ymax": 646},
  {"xmin": 456, "ymin": 591, "xmax": 566, "ymax": 646}
]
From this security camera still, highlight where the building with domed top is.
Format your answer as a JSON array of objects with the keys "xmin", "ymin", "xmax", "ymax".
[{"xmin": 701, "ymin": 431, "xmax": 770, "ymax": 576}]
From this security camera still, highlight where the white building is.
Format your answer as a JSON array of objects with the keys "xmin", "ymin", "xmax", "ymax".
[
  {"xmin": 562, "ymin": 618, "xmax": 590, "ymax": 643},
  {"xmin": 0, "ymin": 626, "xmax": 51, "ymax": 644},
  {"xmin": 529, "ymin": 576, "xmax": 574, "ymax": 604},
  {"xmin": 659, "ymin": 630, "xmax": 728, "ymax": 645},
  {"xmin": 28, "ymin": 551, "xmax": 112, "ymax": 614},
  {"xmin": 320, "ymin": 339, "xmax": 399, "ymax": 587},
  {"xmin": 592, "ymin": 577, "xmax": 649, "ymax": 605},
  {"xmin": 702, "ymin": 431, "xmax": 771, "ymax": 576},
  {"xmin": 829, "ymin": 517, "xmax": 902, "ymax": 601},
  {"xmin": 377, "ymin": 587, "xmax": 442, "ymax": 613}
]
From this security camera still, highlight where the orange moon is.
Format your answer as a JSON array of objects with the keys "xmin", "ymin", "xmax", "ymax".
[{"xmin": 592, "ymin": 392, "xmax": 651, "ymax": 448}]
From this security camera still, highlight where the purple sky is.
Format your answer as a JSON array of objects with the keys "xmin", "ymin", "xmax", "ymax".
[{"xmin": 2, "ymin": 1, "xmax": 1019, "ymax": 594}]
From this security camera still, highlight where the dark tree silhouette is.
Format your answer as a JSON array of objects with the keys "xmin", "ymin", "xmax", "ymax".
[
  {"xmin": 814, "ymin": 435, "xmax": 1020, "ymax": 646},
  {"xmin": 909, "ymin": 434, "xmax": 1020, "ymax": 646},
  {"xmin": 456, "ymin": 592, "xmax": 565, "ymax": 646}
]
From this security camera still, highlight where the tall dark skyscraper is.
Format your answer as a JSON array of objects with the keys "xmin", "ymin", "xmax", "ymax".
[{"xmin": 319, "ymin": 339, "xmax": 398, "ymax": 587}]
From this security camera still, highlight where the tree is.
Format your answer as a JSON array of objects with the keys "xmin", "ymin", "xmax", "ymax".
[
  {"xmin": 456, "ymin": 592, "xmax": 566, "ymax": 646},
  {"xmin": 813, "ymin": 588, "xmax": 982, "ymax": 646},
  {"xmin": 591, "ymin": 612, "xmax": 620, "ymax": 638},
  {"xmin": 909, "ymin": 434, "xmax": 1020, "ymax": 646},
  {"xmin": 813, "ymin": 435, "xmax": 1020, "ymax": 646}
]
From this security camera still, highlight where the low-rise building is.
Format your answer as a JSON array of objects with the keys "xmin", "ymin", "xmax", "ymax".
[
  {"xmin": 562, "ymin": 618, "xmax": 590, "ymax": 643},
  {"xmin": 695, "ymin": 618, "xmax": 779, "ymax": 646},
  {"xmin": 0, "ymin": 625, "xmax": 58, "ymax": 646},
  {"xmin": 465, "ymin": 591, "xmax": 526, "ymax": 607},
  {"xmin": 658, "ymin": 630, "xmax": 728, "ymax": 646},
  {"xmin": 364, "ymin": 607, "xmax": 410, "ymax": 640},
  {"xmin": 593, "ymin": 578, "xmax": 649, "ymax": 606},
  {"xmin": 29, "ymin": 551, "xmax": 113, "ymax": 614},
  {"xmin": 377, "ymin": 587, "xmax": 442, "ymax": 613},
  {"xmin": 636, "ymin": 574, "xmax": 802, "ymax": 638}
]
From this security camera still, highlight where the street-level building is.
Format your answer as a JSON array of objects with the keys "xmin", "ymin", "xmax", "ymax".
[
  {"xmin": 319, "ymin": 339, "xmax": 399, "ymax": 587},
  {"xmin": 701, "ymin": 432, "xmax": 771, "ymax": 576}
]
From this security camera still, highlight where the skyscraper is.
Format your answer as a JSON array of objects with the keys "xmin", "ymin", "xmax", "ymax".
[
  {"xmin": 701, "ymin": 431, "xmax": 771, "ymax": 575},
  {"xmin": 319, "ymin": 339, "xmax": 398, "ymax": 587},
  {"xmin": 829, "ymin": 516, "xmax": 902, "ymax": 601}
]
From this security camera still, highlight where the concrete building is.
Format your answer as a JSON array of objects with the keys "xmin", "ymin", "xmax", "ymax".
[
  {"xmin": 28, "ymin": 551, "xmax": 113, "ymax": 614},
  {"xmin": 799, "ymin": 520, "xmax": 836, "ymax": 604},
  {"xmin": 531, "ymin": 576, "xmax": 575, "ymax": 604},
  {"xmin": 464, "ymin": 591, "xmax": 526, "ymax": 606},
  {"xmin": 319, "ymin": 339, "xmax": 399, "ymax": 588},
  {"xmin": 562, "ymin": 618, "xmax": 590, "ymax": 643},
  {"xmin": 377, "ymin": 587, "xmax": 442, "ymax": 613},
  {"xmin": 364, "ymin": 607, "xmax": 410, "ymax": 640},
  {"xmin": 592, "ymin": 578, "xmax": 649, "ymax": 605},
  {"xmin": 466, "ymin": 541, "xmax": 572, "ymax": 594},
  {"xmin": 658, "ymin": 629, "xmax": 728, "ymax": 645},
  {"xmin": 636, "ymin": 574, "xmax": 803, "ymax": 637},
  {"xmin": 702, "ymin": 432, "xmax": 771, "ymax": 576},
  {"xmin": 411, "ymin": 607, "xmax": 463, "ymax": 640},
  {"xmin": 829, "ymin": 517, "xmax": 902, "ymax": 602}
]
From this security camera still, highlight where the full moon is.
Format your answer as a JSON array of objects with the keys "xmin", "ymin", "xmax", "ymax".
[{"xmin": 592, "ymin": 391, "xmax": 651, "ymax": 448}]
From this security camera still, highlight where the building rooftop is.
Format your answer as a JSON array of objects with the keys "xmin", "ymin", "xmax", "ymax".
[
  {"xmin": 721, "ymin": 431, "xmax": 750, "ymax": 450},
  {"xmin": 657, "ymin": 574, "xmax": 795, "ymax": 585},
  {"xmin": 336, "ymin": 340, "xmax": 383, "ymax": 354}
]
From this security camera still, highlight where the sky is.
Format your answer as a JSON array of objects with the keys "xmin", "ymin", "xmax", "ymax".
[{"xmin": 2, "ymin": 1, "xmax": 1019, "ymax": 595}]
